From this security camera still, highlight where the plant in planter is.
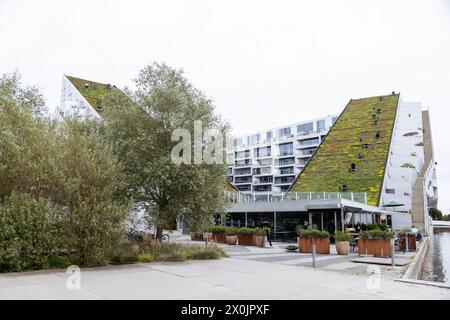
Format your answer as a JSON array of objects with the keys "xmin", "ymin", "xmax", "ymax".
[
  {"xmin": 358, "ymin": 230, "xmax": 394, "ymax": 257},
  {"xmin": 296, "ymin": 226, "xmax": 331, "ymax": 254},
  {"xmin": 237, "ymin": 227, "xmax": 257, "ymax": 246},
  {"xmin": 254, "ymin": 227, "xmax": 270, "ymax": 247},
  {"xmin": 334, "ymin": 231, "xmax": 352, "ymax": 255},
  {"xmin": 397, "ymin": 228, "xmax": 416, "ymax": 252},
  {"xmin": 225, "ymin": 227, "xmax": 238, "ymax": 245},
  {"xmin": 285, "ymin": 245, "xmax": 299, "ymax": 252},
  {"xmin": 209, "ymin": 226, "xmax": 227, "ymax": 244}
]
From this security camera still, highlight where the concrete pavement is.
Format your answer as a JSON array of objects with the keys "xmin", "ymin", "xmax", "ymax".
[{"xmin": 0, "ymin": 257, "xmax": 449, "ymax": 299}]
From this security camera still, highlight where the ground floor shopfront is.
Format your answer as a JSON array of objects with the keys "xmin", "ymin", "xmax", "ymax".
[
  {"xmin": 219, "ymin": 197, "xmax": 410, "ymax": 242},
  {"xmin": 219, "ymin": 210, "xmax": 380, "ymax": 242}
]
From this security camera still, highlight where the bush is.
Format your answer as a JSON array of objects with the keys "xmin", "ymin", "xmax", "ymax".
[
  {"xmin": 138, "ymin": 253, "xmax": 154, "ymax": 263},
  {"xmin": 237, "ymin": 227, "xmax": 256, "ymax": 235},
  {"xmin": 359, "ymin": 230, "xmax": 394, "ymax": 240},
  {"xmin": 335, "ymin": 231, "xmax": 352, "ymax": 242},
  {"xmin": 187, "ymin": 247, "xmax": 226, "ymax": 260},
  {"xmin": 254, "ymin": 227, "xmax": 270, "ymax": 236},
  {"xmin": 285, "ymin": 245, "xmax": 298, "ymax": 251},
  {"xmin": 0, "ymin": 193, "xmax": 60, "ymax": 272},
  {"xmin": 225, "ymin": 227, "xmax": 239, "ymax": 236},
  {"xmin": 208, "ymin": 225, "xmax": 227, "ymax": 233},
  {"xmin": 110, "ymin": 241, "xmax": 139, "ymax": 264},
  {"xmin": 296, "ymin": 225, "xmax": 330, "ymax": 238}
]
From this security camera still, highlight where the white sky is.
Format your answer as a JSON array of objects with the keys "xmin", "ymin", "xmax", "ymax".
[{"xmin": 1, "ymin": 0, "xmax": 449, "ymax": 214}]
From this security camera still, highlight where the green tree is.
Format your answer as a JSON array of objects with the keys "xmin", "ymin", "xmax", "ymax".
[
  {"xmin": 102, "ymin": 62, "xmax": 228, "ymax": 240},
  {"xmin": 0, "ymin": 72, "xmax": 129, "ymax": 269},
  {"xmin": 429, "ymin": 207, "xmax": 443, "ymax": 220}
]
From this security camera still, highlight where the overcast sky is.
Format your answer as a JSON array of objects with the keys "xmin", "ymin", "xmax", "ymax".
[{"xmin": 1, "ymin": 0, "xmax": 449, "ymax": 214}]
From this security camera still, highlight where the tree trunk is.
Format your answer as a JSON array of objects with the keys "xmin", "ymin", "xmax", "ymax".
[{"xmin": 156, "ymin": 225, "xmax": 163, "ymax": 242}]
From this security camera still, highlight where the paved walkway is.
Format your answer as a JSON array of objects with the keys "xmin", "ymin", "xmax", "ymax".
[
  {"xmin": 220, "ymin": 242, "xmax": 415, "ymax": 280},
  {"xmin": 0, "ymin": 252, "xmax": 448, "ymax": 299}
]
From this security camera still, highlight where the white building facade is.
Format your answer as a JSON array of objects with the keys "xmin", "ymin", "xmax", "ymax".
[{"xmin": 227, "ymin": 115, "xmax": 338, "ymax": 194}]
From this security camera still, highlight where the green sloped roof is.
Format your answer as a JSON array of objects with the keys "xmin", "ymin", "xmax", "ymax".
[
  {"xmin": 289, "ymin": 93, "xmax": 400, "ymax": 206},
  {"xmin": 224, "ymin": 179, "xmax": 239, "ymax": 192},
  {"xmin": 66, "ymin": 75, "xmax": 123, "ymax": 112}
]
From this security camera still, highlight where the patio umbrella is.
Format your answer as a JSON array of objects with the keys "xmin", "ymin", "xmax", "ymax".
[
  {"xmin": 382, "ymin": 201, "xmax": 405, "ymax": 207},
  {"xmin": 382, "ymin": 201, "xmax": 405, "ymax": 212}
]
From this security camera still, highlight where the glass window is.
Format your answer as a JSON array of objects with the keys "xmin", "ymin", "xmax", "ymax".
[
  {"xmin": 278, "ymin": 127, "xmax": 292, "ymax": 139},
  {"xmin": 332, "ymin": 117, "xmax": 338, "ymax": 124},
  {"xmin": 248, "ymin": 133, "xmax": 260, "ymax": 146},
  {"xmin": 279, "ymin": 143, "xmax": 293, "ymax": 156},
  {"xmin": 316, "ymin": 120, "xmax": 326, "ymax": 132},
  {"xmin": 234, "ymin": 168, "xmax": 251, "ymax": 175},
  {"xmin": 257, "ymin": 158, "xmax": 273, "ymax": 166},
  {"xmin": 256, "ymin": 146, "xmax": 271, "ymax": 157},
  {"xmin": 297, "ymin": 122, "xmax": 314, "ymax": 134},
  {"xmin": 299, "ymin": 137, "xmax": 319, "ymax": 146},
  {"xmin": 234, "ymin": 137, "xmax": 243, "ymax": 148},
  {"xmin": 266, "ymin": 131, "xmax": 273, "ymax": 141},
  {"xmin": 279, "ymin": 158, "xmax": 295, "ymax": 166}
]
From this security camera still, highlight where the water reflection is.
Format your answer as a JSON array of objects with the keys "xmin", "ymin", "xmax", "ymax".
[{"xmin": 421, "ymin": 230, "xmax": 450, "ymax": 283}]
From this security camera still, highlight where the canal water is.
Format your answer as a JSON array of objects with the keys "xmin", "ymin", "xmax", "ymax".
[{"xmin": 420, "ymin": 229, "xmax": 450, "ymax": 284}]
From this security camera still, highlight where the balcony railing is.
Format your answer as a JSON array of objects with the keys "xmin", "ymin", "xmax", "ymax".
[{"xmin": 225, "ymin": 191, "xmax": 368, "ymax": 204}]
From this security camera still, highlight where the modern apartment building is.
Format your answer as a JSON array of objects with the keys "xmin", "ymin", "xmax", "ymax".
[
  {"xmin": 226, "ymin": 93, "xmax": 438, "ymax": 236},
  {"xmin": 56, "ymin": 75, "xmax": 122, "ymax": 120},
  {"xmin": 227, "ymin": 115, "xmax": 338, "ymax": 194}
]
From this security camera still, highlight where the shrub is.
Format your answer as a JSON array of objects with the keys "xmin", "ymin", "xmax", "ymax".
[
  {"xmin": 225, "ymin": 227, "xmax": 239, "ymax": 235},
  {"xmin": 335, "ymin": 231, "xmax": 352, "ymax": 242},
  {"xmin": 254, "ymin": 227, "xmax": 270, "ymax": 236},
  {"xmin": 0, "ymin": 193, "xmax": 60, "ymax": 272},
  {"xmin": 187, "ymin": 247, "xmax": 226, "ymax": 260},
  {"xmin": 285, "ymin": 245, "xmax": 299, "ymax": 251},
  {"xmin": 359, "ymin": 230, "xmax": 394, "ymax": 240},
  {"xmin": 237, "ymin": 227, "xmax": 256, "ymax": 235},
  {"xmin": 296, "ymin": 225, "xmax": 330, "ymax": 238},
  {"xmin": 208, "ymin": 225, "xmax": 227, "ymax": 233},
  {"xmin": 110, "ymin": 241, "xmax": 139, "ymax": 264},
  {"xmin": 138, "ymin": 253, "xmax": 154, "ymax": 263}
]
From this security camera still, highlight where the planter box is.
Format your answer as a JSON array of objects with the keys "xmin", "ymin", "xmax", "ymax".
[
  {"xmin": 212, "ymin": 231, "xmax": 227, "ymax": 244},
  {"xmin": 358, "ymin": 238, "xmax": 391, "ymax": 257},
  {"xmin": 255, "ymin": 236, "xmax": 265, "ymax": 247},
  {"xmin": 226, "ymin": 235, "xmax": 238, "ymax": 245},
  {"xmin": 190, "ymin": 232, "xmax": 203, "ymax": 241},
  {"xmin": 238, "ymin": 233, "xmax": 257, "ymax": 246},
  {"xmin": 298, "ymin": 237, "xmax": 330, "ymax": 254},
  {"xmin": 336, "ymin": 241, "xmax": 350, "ymax": 255},
  {"xmin": 399, "ymin": 234, "xmax": 416, "ymax": 252}
]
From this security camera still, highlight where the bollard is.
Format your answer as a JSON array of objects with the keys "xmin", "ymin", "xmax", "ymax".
[
  {"xmin": 391, "ymin": 238, "xmax": 395, "ymax": 266},
  {"xmin": 203, "ymin": 233, "xmax": 209, "ymax": 248},
  {"xmin": 405, "ymin": 232, "xmax": 409, "ymax": 253},
  {"xmin": 312, "ymin": 243, "xmax": 317, "ymax": 268}
]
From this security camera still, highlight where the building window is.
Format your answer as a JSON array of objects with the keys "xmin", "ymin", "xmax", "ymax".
[
  {"xmin": 248, "ymin": 133, "xmax": 260, "ymax": 146},
  {"xmin": 299, "ymin": 137, "xmax": 319, "ymax": 146},
  {"xmin": 279, "ymin": 143, "xmax": 293, "ymax": 156},
  {"xmin": 316, "ymin": 120, "xmax": 325, "ymax": 132},
  {"xmin": 266, "ymin": 131, "xmax": 273, "ymax": 141},
  {"xmin": 297, "ymin": 122, "xmax": 314, "ymax": 134},
  {"xmin": 385, "ymin": 188, "xmax": 395, "ymax": 194},
  {"xmin": 279, "ymin": 158, "xmax": 295, "ymax": 166},
  {"xmin": 278, "ymin": 127, "xmax": 292, "ymax": 139},
  {"xmin": 256, "ymin": 146, "xmax": 271, "ymax": 158},
  {"xmin": 332, "ymin": 117, "xmax": 338, "ymax": 124}
]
